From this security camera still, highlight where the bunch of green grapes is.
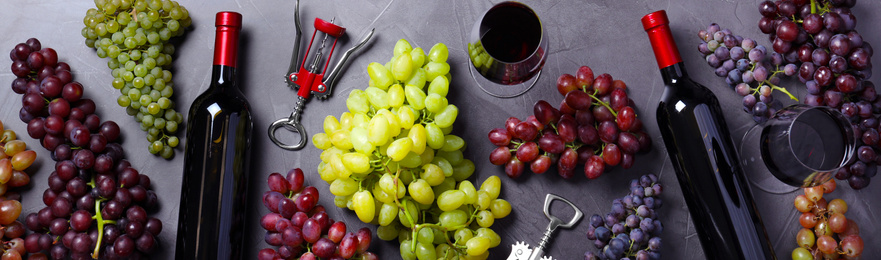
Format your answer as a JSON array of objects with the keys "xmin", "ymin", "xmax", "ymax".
[
  {"xmin": 312, "ymin": 39, "xmax": 511, "ymax": 260},
  {"xmin": 81, "ymin": 0, "xmax": 190, "ymax": 159}
]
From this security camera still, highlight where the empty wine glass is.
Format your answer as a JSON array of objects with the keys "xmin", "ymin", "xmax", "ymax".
[
  {"xmin": 466, "ymin": 1, "xmax": 547, "ymax": 98},
  {"xmin": 740, "ymin": 104, "xmax": 856, "ymax": 193}
]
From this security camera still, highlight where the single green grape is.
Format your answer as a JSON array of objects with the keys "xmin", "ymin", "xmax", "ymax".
[
  {"xmin": 420, "ymin": 164, "xmax": 444, "ymax": 186},
  {"xmin": 451, "ymin": 159, "xmax": 475, "ymax": 181},
  {"xmin": 437, "ymin": 189, "xmax": 465, "ymax": 212},
  {"xmin": 329, "ymin": 178, "xmax": 358, "ymax": 197},
  {"xmin": 378, "ymin": 203, "xmax": 397, "ymax": 226},
  {"xmin": 476, "ymin": 210, "xmax": 495, "ymax": 228},
  {"xmin": 341, "ymin": 152, "xmax": 370, "ymax": 174},
  {"xmin": 400, "ymin": 240, "xmax": 417, "ymax": 260},
  {"xmin": 387, "ymin": 138, "xmax": 413, "ymax": 162},
  {"xmin": 415, "ymin": 242, "xmax": 436, "ymax": 260},
  {"xmin": 117, "ymin": 95, "xmax": 131, "ymax": 107},
  {"xmin": 312, "ymin": 133, "xmax": 332, "ymax": 150},
  {"xmin": 376, "ymin": 224, "xmax": 399, "ymax": 241},
  {"xmin": 425, "ymin": 123, "xmax": 445, "ymax": 150},
  {"xmin": 408, "ymin": 179, "xmax": 434, "ymax": 205},
  {"xmin": 365, "ymin": 87, "xmax": 390, "ymax": 109},
  {"xmin": 428, "ymin": 42, "xmax": 449, "ymax": 63},
  {"xmin": 476, "ymin": 228, "xmax": 501, "ymax": 247},
  {"xmin": 167, "ymin": 136, "xmax": 180, "ymax": 148},
  {"xmin": 434, "ymin": 104, "xmax": 459, "ymax": 128},
  {"xmin": 441, "ymin": 134, "xmax": 465, "ymax": 152},
  {"xmin": 404, "ymin": 84, "xmax": 426, "ymax": 110},
  {"xmin": 438, "ymin": 209, "xmax": 468, "ymax": 228},
  {"xmin": 490, "ymin": 199, "xmax": 512, "ymax": 218},
  {"xmin": 352, "ymin": 190, "xmax": 375, "ymax": 223},
  {"xmin": 367, "ymin": 115, "xmax": 390, "ymax": 146},
  {"xmin": 424, "ymin": 93, "xmax": 448, "ymax": 114},
  {"xmin": 424, "ymin": 61, "xmax": 450, "ymax": 81}
]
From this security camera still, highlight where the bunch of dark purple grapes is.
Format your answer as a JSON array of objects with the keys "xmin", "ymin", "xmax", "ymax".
[
  {"xmin": 698, "ymin": 24, "xmax": 799, "ymax": 123},
  {"xmin": 10, "ymin": 38, "xmax": 162, "ymax": 259},
  {"xmin": 760, "ymin": 0, "xmax": 877, "ymax": 190},
  {"xmin": 584, "ymin": 174, "xmax": 664, "ymax": 260},
  {"xmin": 259, "ymin": 168, "xmax": 378, "ymax": 260},
  {"xmin": 488, "ymin": 66, "xmax": 651, "ymax": 180}
]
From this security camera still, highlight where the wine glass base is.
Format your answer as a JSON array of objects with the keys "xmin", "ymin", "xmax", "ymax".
[
  {"xmin": 739, "ymin": 124, "xmax": 800, "ymax": 194},
  {"xmin": 467, "ymin": 58, "xmax": 541, "ymax": 98}
]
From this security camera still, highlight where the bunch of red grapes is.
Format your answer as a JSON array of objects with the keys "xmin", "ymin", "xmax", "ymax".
[
  {"xmin": 259, "ymin": 168, "xmax": 377, "ymax": 260},
  {"xmin": 0, "ymin": 124, "xmax": 39, "ymax": 259},
  {"xmin": 10, "ymin": 38, "xmax": 163, "ymax": 259},
  {"xmin": 791, "ymin": 179, "xmax": 863, "ymax": 259},
  {"xmin": 757, "ymin": 0, "xmax": 877, "ymax": 189},
  {"xmin": 488, "ymin": 66, "xmax": 651, "ymax": 179}
]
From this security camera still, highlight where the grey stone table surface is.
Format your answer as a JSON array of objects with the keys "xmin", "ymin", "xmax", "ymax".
[{"xmin": 2, "ymin": 0, "xmax": 880, "ymax": 259}]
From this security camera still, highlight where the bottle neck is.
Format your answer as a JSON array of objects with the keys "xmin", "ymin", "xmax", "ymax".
[
  {"xmin": 645, "ymin": 22, "xmax": 683, "ymax": 70},
  {"xmin": 213, "ymin": 23, "xmax": 239, "ymax": 68},
  {"xmin": 211, "ymin": 65, "xmax": 236, "ymax": 89},
  {"xmin": 660, "ymin": 62, "xmax": 688, "ymax": 85}
]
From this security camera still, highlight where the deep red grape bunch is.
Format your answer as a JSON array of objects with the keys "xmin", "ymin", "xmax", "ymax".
[
  {"xmin": 258, "ymin": 168, "xmax": 378, "ymax": 260},
  {"xmin": 488, "ymin": 66, "xmax": 651, "ymax": 180}
]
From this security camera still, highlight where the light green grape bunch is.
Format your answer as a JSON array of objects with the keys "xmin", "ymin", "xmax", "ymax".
[
  {"xmin": 81, "ymin": 0, "xmax": 190, "ymax": 159},
  {"xmin": 312, "ymin": 39, "xmax": 511, "ymax": 260}
]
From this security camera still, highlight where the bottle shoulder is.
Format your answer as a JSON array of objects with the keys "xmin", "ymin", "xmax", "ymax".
[{"xmin": 189, "ymin": 87, "xmax": 252, "ymax": 117}]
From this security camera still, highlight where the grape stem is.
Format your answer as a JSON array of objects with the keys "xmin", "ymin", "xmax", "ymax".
[
  {"xmin": 584, "ymin": 88, "xmax": 618, "ymax": 118},
  {"xmin": 91, "ymin": 199, "xmax": 116, "ymax": 259}
]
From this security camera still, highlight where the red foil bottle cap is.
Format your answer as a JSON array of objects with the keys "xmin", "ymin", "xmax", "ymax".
[
  {"xmin": 642, "ymin": 10, "xmax": 682, "ymax": 69},
  {"xmin": 641, "ymin": 10, "xmax": 668, "ymax": 31},
  {"xmin": 216, "ymin": 12, "xmax": 242, "ymax": 28}
]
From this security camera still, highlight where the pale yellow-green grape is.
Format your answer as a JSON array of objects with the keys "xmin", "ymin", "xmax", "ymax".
[
  {"xmin": 458, "ymin": 180, "xmax": 478, "ymax": 205},
  {"xmin": 312, "ymin": 132, "xmax": 332, "ymax": 150},
  {"xmin": 490, "ymin": 199, "xmax": 512, "ymax": 219},
  {"xmin": 466, "ymin": 237, "xmax": 490, "ymax": 256},
  {"xmin": 436, "ymin": 149, "xmax": 463, "ymax": 166},
  {"xmin": 394, "ymin": 38, "xmax": 413, "ymax": 57},
  {"xmin": 476, "ymin": 210, "xmax": 495, "ymax": 228},
  {"xmin": 408, "ymin": 179, "xmax": 434, "ymax": 205},
  {"xmin": 441, "ymin": 134, "xmax": 465, "ymax": 152},
  {"xmin": 352, "ymin": 113, "xmax": 370, "ymax": 129},
  {"xmin": 452, "ymin": 159, "xmax": 475, "ymax": 181},
  {"xmin": 431, "ymin": 227, "xmax": 447, "ymax": 245},
  {"xmin": 330, "ymin": 153, "xmax": 353, "ymax": 180},
  {"xmin": 480, "ymin": 176, "xmax": 501, "ymax": 200},
  {"xmin": 404, "ymin": 84, "xmax": 427, "ymax": 110},
  {"xmin": 341, "ymin": 152, "xmax": 371, "ymax": 174},
  {"xmin": 398, "ymin": 228, "xmax": 413, "ymax": 243},
  {"xmin": 439, "ymin": 209, "xmax": 468, "ymax": 228},
  {"xmin": 434, "ymin": 104, "xmax": 458, "ymax": 128},
  {"xmin": 399, "ymin": 152, "xmax": 423, "ymax": 168},
  {"xmin": 348, "ymin": 127, "xmax": 374, "ymax": 154},
  {"xmin": 324, "ymin": 115, "xmax": 341, "ymax": 134},
  {"xmin": 419, "ymin": 148, "xmax": 435, "ymax": 165},
  {"xmin": 387, "ymin": 138, "xmax": 413, "ymax": 161},
  {"xmin": 330, "ymin": 129, "xmax": 354, "ymax": 150},
  {"xmin": 476, "ymin": 191, "xmax": 492, "ymax": 210},
  {"xmin": 400, "ymin": 240, "xmax": 417, "ymax": 260},
  {"xmin": 425, "ymin": 122, "xmax": 445, "ymax": 150},
  {"xmin": 352, "ymin": 190, "xmax": 376, "ymax": 223},
  {"xmin": 334, "ymin": 195, "xmax": 350, "ymax": 208},
  {"xmin": 431, "ymin": 177, "xmax": 457, "ymax": 204},
  {"xmin": 427, "ymin": 75, "xmax": 449, "ymax": 97},
  {"xmin": 367, "ymin": 114, "xmax": 391, "ymax": 146},
  {"xmin": 339, "ymin": 112, "xmax": 354, "ymax": 131},
  {"xmin": 441, "ymin": 125, "xmax": 454, "ymax": 135},
  {"xmin": 388, "ymin": 84, "xmax": 405, "ymax": 108},
  {"xmin": 420, "ymin": 163, "xmax": 444, "ymax": 186},
  {"xmin": 454, "ymin": 228, "xmax": 474, "ymax": 246},
  {"xmin": 378, "ymin": 203, "xmax": 398, "ymax": 226},
  {"xmin": 368, "ymin": 62, "xmax": 394, "ymax": 90},
  {"xmin": 398, "ymin": 199, "xmax": 419, "ymax": 228},
  {"xmin": 416, "ymin": 227, "xmax": 434, "ymax": 244},
  {"xmin": 319, "ymin": 162, "xmax": 338, "ymax": 182},
  {"xmin": 392, "ymin": 53, "xmax": 414, "ymax": 82},
  {"xmin": 365, "ymin": 86, "xmax": 390, "ymax": 109},
  {"xmin": 424, "ymin": 61, "xmax": 450, "ymax": 81},
  {"xmin": 372, "ymin": 185, "xmax": 395, "ymax": 204},
  {"xmin": 408, "ymin": 124, "xmax": 427, "ymax": 154},
  {"xmin": 396, "ymin": 106, "xmax": 417, "ymax": 129},
  {"xmin": 379, "ymin": 173, "xmax": 398, "ymax": 196},
  {"xmin": 320, "ymin": 146, "xmax": 344, "ymax": 163},
  {"xmin": 428, "ymin": 42, "xmax": 449, "ymax": 63},
  {"xmin": 380, "ymin": 110, "xmax": 402, "ymax": 137},
  {"xmin": 476, "ymin": 228, "xmax": 501, "ymax": 248},
  {"xmin": 347, "ymin": 89, "xmax": 370, "ymax": 114},
  {"xmin": 405, "ymin": 68, "xmax": 427, "ymax": 88},
  {"xmin": 433, "ymin": 157, "xmax": 454, "ymax": 177},
  {"xmin": 424, "ymin": 93, "xmax": 448, "ymax": 113},
  {"xmin": 437, "ymin": 189, "xmax": 465, "ymax": 211},
  {"xmin": 410, "ymin": 47, "xmax": 426, "ymax": 70},
  {"xmin": 330, "ymin": 177, "xmax": 358, "ymax": 196},
  {"xmin": 435, "ymin": 244, "xmax": 453, "ymax": 259},
  {"xmin": 377, "ymin": 224, "xmax": 399, "ymax": 241},
  {"xmin": 416, "ymin": 242, "xmax": 436, "ymax": 260}
]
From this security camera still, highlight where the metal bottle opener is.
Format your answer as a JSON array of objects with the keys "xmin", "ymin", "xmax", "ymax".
[
  {"xmin": 506, "ymin": 194, "xmax": 583, "ymax": 260},
  {"xmin": 268, "ymin": 0, "xmax": 374, "ymax": 150}
]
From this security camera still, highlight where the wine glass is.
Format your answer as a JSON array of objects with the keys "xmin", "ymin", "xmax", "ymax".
[
  {"xmin": 740, "ymin": 104, "xmax": 856, "ymax": 193},
  {"xmin": 466, "ymin": 1, "xmax": 547, "ymax": 98}
]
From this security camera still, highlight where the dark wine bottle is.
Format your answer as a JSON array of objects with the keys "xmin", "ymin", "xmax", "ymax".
[
  {"xmin": 642, "ymin": 10, "xmax": 776, "ymax": 259},
  {"xmin": 175, "ymin": 12, "xmax": 253, "ymax": 260}
]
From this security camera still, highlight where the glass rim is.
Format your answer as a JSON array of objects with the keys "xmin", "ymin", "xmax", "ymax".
[
  {"xmin": 782, "ymin": 104, "xmax": 856, "ymax": 173},
  {"xmin": 477, "ymin": 1, "xmax": 546, "ymax": 64}
]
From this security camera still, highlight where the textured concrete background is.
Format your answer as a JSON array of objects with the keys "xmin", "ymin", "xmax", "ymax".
[{"xmin": 1, "ymin": 0, "xmax": 880, "ymax": 259}]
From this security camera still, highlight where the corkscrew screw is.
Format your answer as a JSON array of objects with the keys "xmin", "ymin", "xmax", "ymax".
[
  {"xmin": 269, "ymin": 0, "xmax": 374, "ymax": 150},
  {"xmin": 506, "ymin": 194, "xmax": 583, "ymax": 260}
]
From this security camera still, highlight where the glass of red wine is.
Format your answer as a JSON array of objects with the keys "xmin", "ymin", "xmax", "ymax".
[
  {"xmin": 467, "ymin": 1, "xmax": 547, "ymax": 98},
  {"xmin": 740, "ymin": 104, "xmax": 856, "ymax": 193}
]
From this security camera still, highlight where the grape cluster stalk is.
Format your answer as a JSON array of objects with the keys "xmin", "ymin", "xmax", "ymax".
[
  {"xmin": 583, "ymin": 174, "xmax": 664, "ymax": 260},
  {"xmin": 488, "ymin": 66, "xmax": 652, "ymax": 180},
  {"xmin": 791, "ymin": 179, "xmax": 863, "ymax": 259},
  {"xmin": 9, "ymin": 38, "xmax": 162, "ymax": 259},
  {"xmin": 81, "ymin": 0, "xmax": 192, "ymax": 159},
  {"xmin": 0, "ymin": 122, "xmax": 39, "ymax": 259},
  {"xmin": 698, "ymin": 0, "xmax": 878, "ymax": 189},
  {"xmin": 312, "ymin": 39, "xmax": 511, "ymax": 260},
  {"xmin": 259, "ymin": 168, "xmax": 378, "ymax": 260}
]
